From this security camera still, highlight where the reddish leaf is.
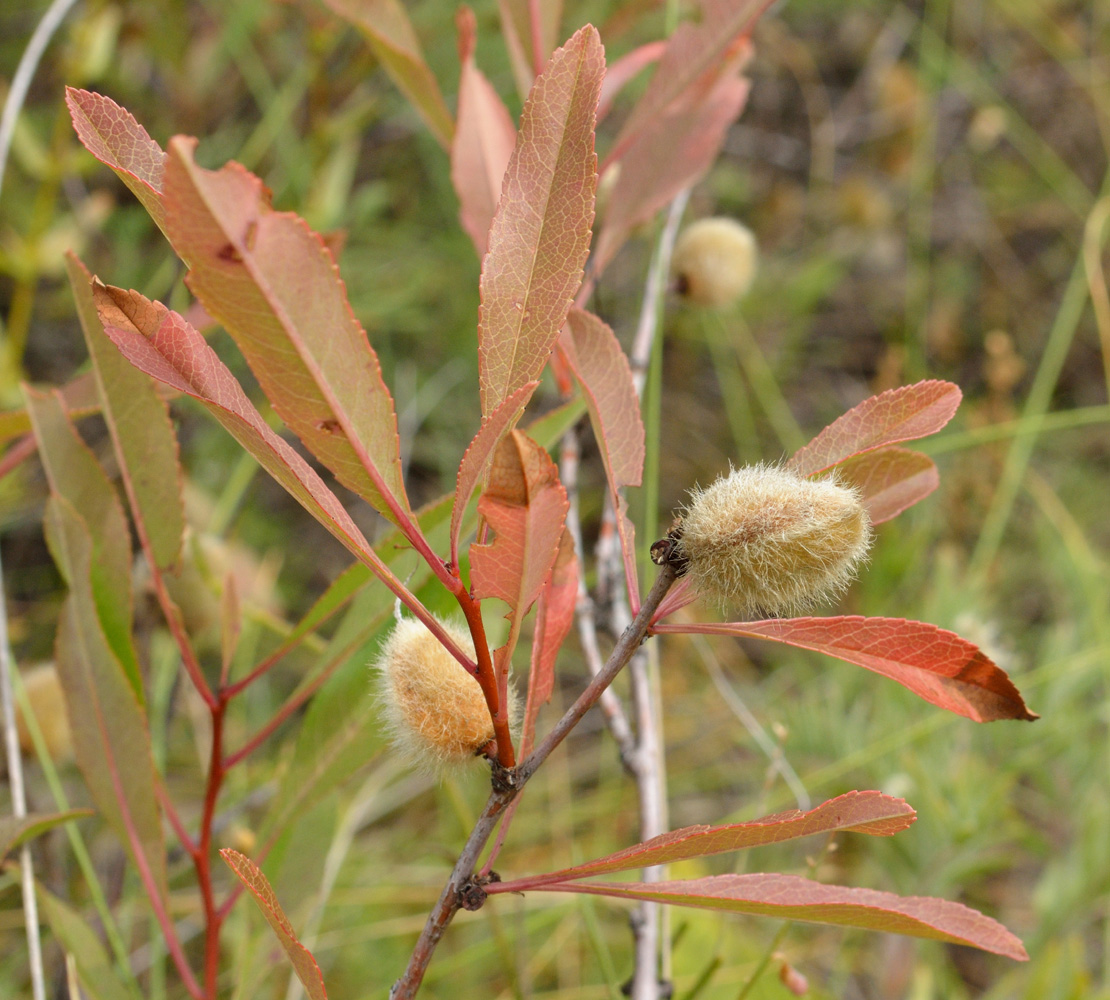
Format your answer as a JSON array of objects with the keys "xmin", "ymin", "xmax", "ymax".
[
  {"xmin": 161, "ymin": 137, "xmax": 412, "ymax": 529},
  {"xmin": 597, "ymin": 41, "xmax": 667, "ymax": 121},
  {"xmin": 23, "ymin": 387, "xmax": 141, "ymax": 695},
  {"xmin": 451, "ymin": 381, "xmax": 539, "ymax": 565},
  {"xmin": 562, "ymin": 308, "xmax": 643, "ymax": 601},
  {"xmin": 319, "ymin": 0, "xmax": 453, "ymax": 148},
  {"xmin": 67, "ymin": 254, "xmax": 184, "ymax": 570},
  {"xmin": 452, "ymin": 8, "xmax": 517, "ymax": 257},
  {"xmin": 471, "ymin": 431, "xmax": 569, "ymax": 687},
  {"xmin": 657, "ymin": 618, "xmax": 1038, "ymax": 722},
  {"xmin": 594, "ymin": 49, "xmax": 751, "ymax": 272},
  {"xmin": 605, "ymin": 0, "xmax": 770, "ymax": 169},
  {"xmin": 221, "ymin": 850, "xmax": 329, "ymax": 1000},
  {"xmin": 494, "ymin": 792, "xmax": 914, "ymax": 890},
  {"xmin": 91, "ymin": 284, "xmax": 387, "ymax": 576},
  {"xmin": 787, "ymin": 381, "xmax": 962, "ymax": 478},
  {"xmin": 522, "ymin": 526, "xmax": 578, "ymax": 753},
  {"xmin": 65, "ymin": 88, "xmax": 167, "ymax": 235},
  {"xmin": 1, "ymin": 811, "xmax": 91, "ymax": 861},
  {"xmin": 835, "ymin": 446, "xmax": 939, "ymax": 525},
  {"xmin": 525, "ymin": 873, "xmax": 1027, "ymax": 960},
  {"xmin": 478, "ymin": 25, "xmax": 603, "ymax": 417},
  {"xmin": 496, "ymin": 0, "xmax": 564, "ymax": 96}
]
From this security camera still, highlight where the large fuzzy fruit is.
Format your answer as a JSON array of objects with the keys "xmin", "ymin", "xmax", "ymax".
[
  {"xmin": 672, "ymin": 217, "xmax": 758, "ymax": 307},
  {"xmin": 374, "ymin": 616, "xmax": 494, "ymax": 772},
  {"xmin": 678, "ymin": 464, "xmax": 872, "ymax": 618}
]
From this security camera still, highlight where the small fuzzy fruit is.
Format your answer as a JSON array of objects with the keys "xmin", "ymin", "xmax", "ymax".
[
  {"xmin": 672, "ymin": 217, "xmax": 758, "ymax": 307},
  {"xmin": 375, "ymin": 616, "xmax": 493, "ymax": 772},
  {"xmin": 677, "ymin": 464, "xmax": 872, "ymax": 618},
  {"xmin": 16, "ymin": 663, "xmax": 74, "ymax": 763}
]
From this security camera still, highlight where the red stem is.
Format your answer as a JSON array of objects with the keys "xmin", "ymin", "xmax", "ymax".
[
  {"xmin": 197, "ymin": 698, "xmax": 228, "ymax": 998},
  {"xmin": 0, "ymin": 433, "xmax": 37, "ymax": 480},
  {"xmin": 155, "ymin": 773, "xmax": 197, "ymax": 855}
]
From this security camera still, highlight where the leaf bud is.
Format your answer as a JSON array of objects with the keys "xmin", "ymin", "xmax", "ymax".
[
  {"xmin": 677, "ymin": 464, "xmax": 871, "ymax": 618},
  {"xmin": 672, "ymin": 217, "xmax": 758, "ymax": 307},
  {"xmin": 374, "ymin": 616, "xmax": 494, "ymax": 772}
]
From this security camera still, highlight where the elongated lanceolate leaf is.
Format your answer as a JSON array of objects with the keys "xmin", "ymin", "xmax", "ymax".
[
  {"xmin": 562, "ymin": 308, "xmax": 643, "ymax": 598},
  {"xmin": 471, "ymin": 431, "xmax": 569, "ymax": 691},
  {"xmin": 787, "ymin": 381, "xmax": 962, "ymax": 478},
  {"xmin": 495, "ymin": 792, "xmax": 914, "ymax": 890},
  {"xmin": 45, "ymin": 495, "xmax": 168, "ymax": 903},
  {"xmin": 478, "ymin": 25, "xmax": 603, "ymax": 416},
  {"xmin": 0, "ymin": 373, "xmax": 101, "ymax": 444},
  {"xmin": 523, "ymin": 526, "xmax": 577, "ymax": 752},
  {"xmin": 65, "ymin": 88, "xmax": 166, "ymax": 235},
  {"xmin": 496, "ymin": 0, "xmax": 564, "ymax": 97},
  {"xmin": 526, "ymin": 874, "xmax": 1028, "ymax": 960},
  {"xmin": 1, "ymin": 811, "xmax": 91, "ymax": 861},
  {"xmin": 67, "ymin": 254, "xmax": 184, "ymax": 570},
  {"xmin": 319, "ymin": 0, "xmax": 453, "ymax": 148},
  {"xmin": 607, "ymin": 0, "xmax": 770, "ymax": 168},
  {"xmin": 452, "ymin": 8, "xmax": 517, "ymax": 257},
  {"xmin": 161, "ymin": 136, "xmax": 412, "ymax": 529},
  {"xmin": 597, "ymin": 42, "xmax": 666, "ymax": 121},
  {"xmin": 24, "ymin": 387, "xmax": 141, "ymax": 697},
  {"xmin": 657, "ymin": 618, "xmax": 1037, "ymax": 722},
  {"xmin": 451, "ymin": 381, "xmax": 538, "ymax": 565},
  {"xmin": 37, "ymin": 884, "xmax": 143, "ymax": 1000},
  {"xmin": 595, "ymin": 49, "xmax": 751, "ymax": 272},
  {"xmin": 221, "ymin": 850, "xmax": 329, "ymax": 1000},
  {"xmin": 835, "ymin": 446, "xmax": 939, "ymax": 524}
]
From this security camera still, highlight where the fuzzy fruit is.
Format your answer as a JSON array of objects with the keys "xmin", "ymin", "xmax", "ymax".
[
  {"xmin": 672, "ymin": 217, "xmax": 758, "ymax": 307},
  {"xmin": 678, "ymin": 464, "xmax": 872, "ymax": 618},
  {"xmin": 16, "ymin": 663, "xmax": 74, "ymax": 763},
  {"xmin": 375, "ymin": 616, "xmax": 494, "ymax": 772}
]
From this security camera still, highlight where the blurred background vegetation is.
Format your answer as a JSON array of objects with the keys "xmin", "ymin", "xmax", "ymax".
[{"xmin": 2, "ymin": 0, "xmax": 1109, "ymax": 997}]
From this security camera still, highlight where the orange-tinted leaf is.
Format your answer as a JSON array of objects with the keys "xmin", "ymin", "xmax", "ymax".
[
  {"xmin": 659, "ymin": 618, "xmax": 1038, "ymax": 722},
  {"xmin": 1, "ymin": 811, "xmax": 91, "ymax": 861},
  {"xmin": 452, "ymin": 8, "xmax": 517, "ymax": 256},
  {"xmin": 478, "ymin": 26, "xmax": 603, "ymax": 416},
  {"xmin": 24, "ymin": 387, "xmax": 141, "ymax": 695},
  {"xmin": 471, "ymin": 431, "xmax": 569, "ymax": 685},
  {"xmin": 522, "ymin": 526, "xmax": 578, "ymax": 752},
  {"xmin": 835, "ymin": 446, "xmax": 939, "ymax": 524},
  {"xmin": 65, "ymin": 88, "xmax": 167, "ymax": 235},
  {"xmin": 595, "ymin": 49, "xmax": 751, "ymax": 272},
  {"xmin": 562, "ymin": 308, "xmax": 643, "ymax": 601},
  {"xmin": 451, "ymin": 381, "xmax": 538, "ymax": 565},
  {"xmin": 161, "ymin": 137, "xmax": 411, "ymax": 529},
  {"xmin": 221, "ymin": 850, "xmax": 329, "ymax": 1000},
  {"xmin": 606, "ymin": 0, "xmax": 769, "ymax": 169},
  {"xmin": 496, "ymin": 0, "xmax": 564, "ymax": 96},
  {"xmin": 787, "ymin": 381, "xmax": 962, "ymax": 478},
  {"xmin": 319, "ymin": 0, "xmax": 453, "ymax": 148},
  {"xmin": 91, "ymin": 284, "xmax": 380, "ymax": 569},
  {"xmin": 495, "ymin": 792, "xmax": 914, "ymax": 889},
  {"xmin": 531, "ymin": 873, "xmax": 1027, "ymax": 960},
  {"xmin": 67, "ymin": 254, "xmax": 184, "ymax": 570}
]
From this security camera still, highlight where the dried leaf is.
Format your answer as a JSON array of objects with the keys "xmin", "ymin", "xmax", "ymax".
[
  {"xmin": 161, "ymin": 137, "xmax": 411, "ymax": 529},
  {"xmin": 531, "ymin": 873, "xmax": 1028, "ymax": 960},
  {"xmin": 319, "ymin": 0, "xmax": 453, "ymax": 148},
  {"xmin": 478, "ymin": 25, "xmax": 603, "ymax": 416},
  {"xmin": 221, "ymin": 850, "xmax": 329, "ymax": 1000},
  {"xmin": 659, "ymin": 618, "xmax": 1038, "ymax": 722},
  {"xmin": 835, "ymin": 446, "xmax": 939, "ymax": 524},
  {"xmin": 67, "ymin": 254, "xmax": 184, "ymax": 570},
  {"xmin": 452, "ymin": 8, "xmax": 517, "ymax": 256},
  {"xmin": 495, "ymin": 792, "xmax": 914, "ymax": 889},
  {"xmin": 787, "ymin": 381, "xmax": 962, "ymax": 478}
]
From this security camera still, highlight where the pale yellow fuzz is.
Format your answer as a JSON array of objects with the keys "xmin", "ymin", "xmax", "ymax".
[
  {"xmin": 672, "ymin": 217, "xmax": 758, "ymax": 307},
  {"xmin": 678, "ymin": 464, "xmax": 872, "ymax": 618},
  {"xmin": 16, "ymin": 663, "xmax": 74, "ymax": 763},
  {"xmin": 375, "ymin": 617, "xmax": 493, "ymax": 773}
]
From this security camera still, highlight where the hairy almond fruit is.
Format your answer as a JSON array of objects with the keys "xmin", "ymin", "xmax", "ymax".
[
  {"xmin": 678, "ymin": 464, "xmax": 871, "ymax": 618},
  {"xmin": 375, "ymin": 616, "xmax": 494, "ymax": 773},
  {"xmin": 672, "ymin": 217, "xmax": 758, "ymax": 307}
]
